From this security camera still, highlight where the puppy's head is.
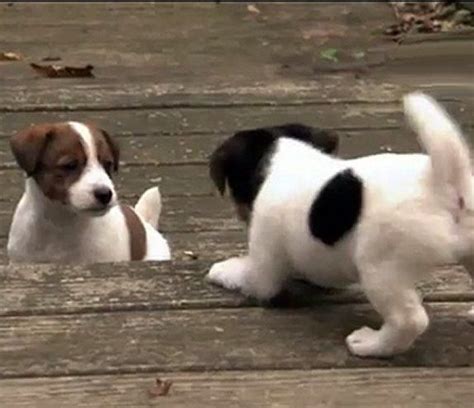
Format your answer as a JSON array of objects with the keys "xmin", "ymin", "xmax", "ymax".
[
  {"xmin": 11, "ymin": 121, "xmax": 120, "ymax": 215},
  {"xmin": 210, "ymin": 123, "xmax": 339, "ymax": 223}
]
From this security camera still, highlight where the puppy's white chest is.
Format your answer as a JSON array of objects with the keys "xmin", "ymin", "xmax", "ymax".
[{"xmin": 8, "ymin": 199, "xmax": 129, "ymax": 264}]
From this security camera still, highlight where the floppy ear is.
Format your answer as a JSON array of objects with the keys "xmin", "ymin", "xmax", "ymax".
[
  {"xmin": 321, "ymin": 130, "xmax": 339, "ymax": 154},
  {"xmin": 209, "ymin": 144, "xmax": 228, "ymax": 195},
  {"xmin": 10, "ymin": 124, "xmax": 54, "ymax": 176},
  {"xmin": 100, "ymin": 129, "xmax": 120, "ymax": 172}
]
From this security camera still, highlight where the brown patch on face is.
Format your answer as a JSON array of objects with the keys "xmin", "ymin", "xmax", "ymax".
[
  {"xmin": 85, "ymin": 123, "xmax": 120, "ymax": 175},
  {"xmin": 121, "ymin": 205, "xmax": 147, "ymax": 260},
  {"xmin": 11, "ymin": 123, "xmax": 87, "ymax": 203}
]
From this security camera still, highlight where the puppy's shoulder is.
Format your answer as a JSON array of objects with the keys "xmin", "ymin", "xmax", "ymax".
[{"xmin": 309, "ymin": 168, "xmax": 363, "ymax": 246}]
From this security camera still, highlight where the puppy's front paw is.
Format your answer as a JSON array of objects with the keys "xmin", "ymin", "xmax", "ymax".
[
  {"xmin": 206, "ymin": 257, "xmax": 249, "ymax": 292},
  {"xmin": 346, "ymin": 326, "xmax": 392, "ymax": 358}
]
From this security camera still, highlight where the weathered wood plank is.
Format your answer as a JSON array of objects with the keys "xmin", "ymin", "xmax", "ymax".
[
  {"xmin": 0, "ymin": 260, "xmax": 471, "ymax": 317},
  {"xmin": 0, "ymin": 164, "xmax": 214, "ymax": 204},
  {"xmin": 0, "ymin": 100, "xmax": 471, "ymax": 141},
  {"xmin": 2, "ymin": 122, "xmax": 474, "ymax": 203},
  {"xmin": 2, "ymin": 123, "xmax": 474, "ymax": 168},
  {"xmin": 0, "ymin": 81, "xmax": 411, "ymax": 111},
  {"xmin": 0, "ymin": 229, "xmax": 246, "ymax": 265},
  {"xmin": 0, "ymin": 195, "xmax": 241, "ymax": 239},
  {"xmin": 0, "ymin": 3, "xmax": 396, "ymax": 89},
  {"xmin": 1, "ymin": 367, "xmax": 473, "ymax": 408},
  {"xmin": 0, "ymin": 303, "xmax": 472, "ymax": 378}
]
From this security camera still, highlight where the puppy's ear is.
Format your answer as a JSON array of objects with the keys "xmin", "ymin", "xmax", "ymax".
[
  {"xmin": 321, "ymin": 130, "xmax": 339, "ymax": 154},
  {"xmin": 209, "ymin": 143, "xmax": 229, "ymax": 195},
  {"xmin": 101, "ymin": 129, "xmax": 120, "ymax": 172},
  {"xmin": 10, "ymin": 124, "xmax": 54, "ymax": 176}
]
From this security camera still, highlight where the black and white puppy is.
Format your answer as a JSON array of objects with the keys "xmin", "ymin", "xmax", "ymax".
[
  {"xmin": 207, "ymin": 93, "xmax": 474, "ymax": 357},
  {"xmin": 210, "ymin": 123, "xmax": 339, "ymax": 223}
]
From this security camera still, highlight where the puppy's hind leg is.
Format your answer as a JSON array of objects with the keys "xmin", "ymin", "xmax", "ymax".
[{"xmin": 346, "ymin": 260, "xmax": 429, "ymax": 358}]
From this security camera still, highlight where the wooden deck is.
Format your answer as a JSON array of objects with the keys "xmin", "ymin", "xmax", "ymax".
[{"xmin": 0, "ymin": 3, "xmax": 473, "ymax": 407}]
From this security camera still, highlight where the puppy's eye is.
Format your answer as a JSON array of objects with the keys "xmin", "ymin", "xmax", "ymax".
[
  {"xmin": 59, "ymin": 160, "xmax": 79, "ymax": 172},
  {"xmin": 102, "ymin": 160, "xmax": 113, "ymax": 174}
]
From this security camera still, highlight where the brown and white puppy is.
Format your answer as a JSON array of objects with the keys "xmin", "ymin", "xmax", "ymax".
[{"xmin": 7, "ymin": 121, "xmax": 170, "ymax": 264}]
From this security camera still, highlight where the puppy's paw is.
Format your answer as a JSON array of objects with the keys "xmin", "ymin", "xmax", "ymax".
[
  {"xmin": 346, "ymin": 326, "xmax": 392, "ymax": 358},
  {"xmin": 206, "ymin": 257, "xmax": 249, "ymax": 292}
]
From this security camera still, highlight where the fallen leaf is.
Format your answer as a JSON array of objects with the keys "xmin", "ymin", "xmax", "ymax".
[
  {"xmin": 320, "ymin": 48, "xmax": 339, "ymax": 63},
  {"xmin": 0, "ymin": 52, "xmax": 22, "ymax": 61},
  {"xmin": 30, "ymin": 63, "xmax": 94, "ymax": 78},
  {"xmin": 184, "ymin": 250, "xmax": 199, "ymax": 260},
  {"xmin": 149, "ymin": 378, "xmax": 173, "ymax": 397},
  {"xmin": 247, "ymin": 4, "xmax": 260, "ymax": 15}
]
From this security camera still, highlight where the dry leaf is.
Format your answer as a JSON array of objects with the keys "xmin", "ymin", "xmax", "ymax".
[
  {"xmin": 385, "ymin": 1, "xmax": 471, "ymax": 38},
  {"xmin": 247, "ymin": 4, "xmax": 260, "ymax": 15},
  {"xmin": 149, "ymin": 378, "xmax": 173, "ymax": 397},
  {"xmin": 30, "ymin": 63, "xmax": 94, "ymax": 78},
  {"xmin": 183, "ymin": 250, "xmax": 199, "ymax": 260},
  {"xmin": 320, "ymin": 48, "xmax": 339, "ymax": 63},
  {"xmin": 0, "ymin": 52, "xmax": 22, "ymax": 61}
]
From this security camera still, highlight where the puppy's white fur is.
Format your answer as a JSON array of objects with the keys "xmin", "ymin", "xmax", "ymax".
[
  {"xmin": 207, "ymin": 93, "xmax": 474, "ymax": 357},
  {"xmin": 8, "ymin": 121, "xmax": 170, "ymax": 264}
]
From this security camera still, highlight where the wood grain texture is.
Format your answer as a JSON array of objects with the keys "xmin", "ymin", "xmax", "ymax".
[
  {"xmin": 0, "ymin": 3, "xmax": 473, "ymax": 402},
  {"xmin": 2, "ymin": 122, "xmax": 474, "ymax": 168},
  {"xmin": 0, "ymin": 195, "xmax": 242, "ymax": 240},
  {"xmin": 0, "ymin": 303, "xmax": 473, "ymax": 378},
  {"xmin": 0, "ymin": 164, "xmax": 213, "ymax": 204},
  {"xmin": 0, "ymin": 261, "xmax": 471, "ymax": 316},
  {"xmin": 0, "ymin": 3, "xmax": 396, "ymax": 90},
  {"xmin": 0, "ymin": 367, "xmax": 473, "ymax": 408},
  {"xmin": 0, "ymin": 102, "xmax": 472, "ymax": 140},
  {"xmin": 0, "ymin": 230, "xmax": 246, "ymax": 265}
]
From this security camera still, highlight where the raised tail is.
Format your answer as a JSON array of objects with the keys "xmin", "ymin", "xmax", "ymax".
[
  {"xmin": 134, "ymin": 186, "xmax": 162, "ymax": 229},
  {"xmin": 403, "ymin": 92, "xmax": 473, "ymax": 210}
]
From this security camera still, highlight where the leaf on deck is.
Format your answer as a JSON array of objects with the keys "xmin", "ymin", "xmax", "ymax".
[
  {"xmin": 0, "ymin": 52, "xmax": 22, "ymax": 61},
  {"xmin": 30, "ymin": 63, "xmax": 95, "ymax": 78}
]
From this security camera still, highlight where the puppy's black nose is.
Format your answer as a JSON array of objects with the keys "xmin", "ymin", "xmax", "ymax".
[{"xmin": 93, "ymin": 187, "xmax": 112, "ymax": 205}]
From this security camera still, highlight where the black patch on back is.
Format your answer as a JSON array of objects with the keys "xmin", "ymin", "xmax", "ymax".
[
  {"xmin": 209, "ymin": 123, "xmax": 339, "ymax": 216},
  {"xmin": 309, "ymin": 169, "xmax": 363, "ymax": 246}
]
